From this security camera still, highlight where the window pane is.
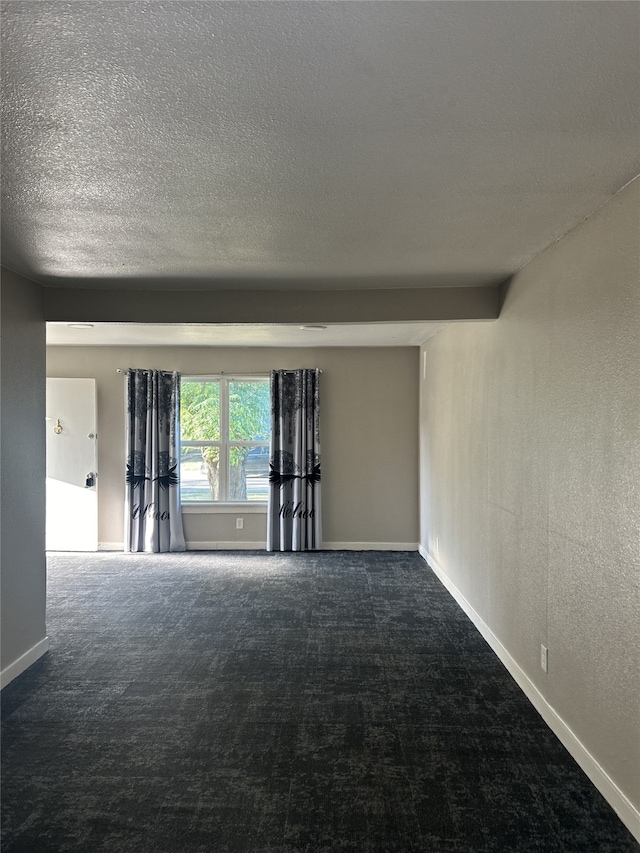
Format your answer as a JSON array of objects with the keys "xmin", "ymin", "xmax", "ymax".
[
  {"xmin": 229, "ymin": 381, "xmax": 270, "ymax": 441},
  {"xmin": 180, "ymin": 381, "xmax": 220, "ymax": 441},
  {"xmin": 179, "ymin": 445, "xmax": 219, "ymax": 502},
  {"xmin": 229, "ymin": 446, "xmax": 270, "ymax": 502},
  {"xmin": 180, "ymin": 377, "xmax": 270, "ymax": 503}
]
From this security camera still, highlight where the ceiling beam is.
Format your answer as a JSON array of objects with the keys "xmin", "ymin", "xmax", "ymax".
[{"xmin": 43, "ymin": 286, "xmax": 501, "ymax": 325}]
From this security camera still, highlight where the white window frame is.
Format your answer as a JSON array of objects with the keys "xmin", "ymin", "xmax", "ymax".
[{"xmin": 180, "ymin": 374, "xmax": 270, "ymax": 508}]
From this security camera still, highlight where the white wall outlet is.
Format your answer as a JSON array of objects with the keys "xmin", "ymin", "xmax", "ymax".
[
  {"xmin": 235, "ymin": 518, "xmax": 244, "ymax": 530},
  {"xmin": 435, "ymin": 537, "xmax": 439, "ymax": 552},
  {"xmin": 540, "ymin": 644, "xmax": 548, "ymax": 673}
]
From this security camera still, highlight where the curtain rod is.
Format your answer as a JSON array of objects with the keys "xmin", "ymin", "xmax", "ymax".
[
  {"xmin": 116, "ymin": 369, "xmax": 322, "ymax": 375},
  {"xmin": 116, "ymin": 368, "xmax": 177, "ymax": 375}
]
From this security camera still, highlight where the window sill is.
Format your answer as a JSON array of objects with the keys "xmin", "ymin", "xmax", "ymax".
[{"xmin": 181, "ymin": 503, "xmax": 268, "ymax": 514}]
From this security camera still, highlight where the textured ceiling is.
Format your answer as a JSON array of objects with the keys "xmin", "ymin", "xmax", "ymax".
[{"xmin": 1, "ymin": 1, "xmax": 639, "ymax": 290}]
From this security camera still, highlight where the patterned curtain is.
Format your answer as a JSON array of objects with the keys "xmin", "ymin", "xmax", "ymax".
[
  {"xmin": 125, "ymin": 370, "xmax": 186, "ymax": 553},
  {"xmin": 267, "ymin": 369, "xmax": 322, "ymax": 551}
]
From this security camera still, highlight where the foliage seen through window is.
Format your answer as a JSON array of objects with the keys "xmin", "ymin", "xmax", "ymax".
[{"xmin": 180, "ymin": 378, "xmax": 270, "ymax": 502}]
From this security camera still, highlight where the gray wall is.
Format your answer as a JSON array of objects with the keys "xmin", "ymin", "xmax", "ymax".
[
  {"xmin": 47, "ymin": 346, "xmax": 420, "ymax": 549},
  {"xmin": 419, "ymin": 180, "xmax": 640, "ymax": 808},
  {"xmin": 1, "ymin": 269, "xmax": 47, "ymax": 673}
]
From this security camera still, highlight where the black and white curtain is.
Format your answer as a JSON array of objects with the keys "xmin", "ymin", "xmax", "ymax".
[
  {"xmin": 125, "ymin": 369, "xmax": 186, "ymax": 553},
  {"xmin": 267, "ymin": 369, "xmax": 322, "ymax": 551}
]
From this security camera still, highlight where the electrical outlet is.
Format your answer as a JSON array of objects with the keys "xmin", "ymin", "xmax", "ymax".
[
  {"xmin": 235, "ymin": 518, "xmax": 244, "ymax": 530},
  {"xmin": 435, "ymin": 537, "xmax": 439, "ymax": 552},
  {"xmin": 540, "ymin": 644, "xmax": 548, "ymax": 673}
]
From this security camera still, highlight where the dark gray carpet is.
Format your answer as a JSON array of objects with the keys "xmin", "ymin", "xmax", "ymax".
[{"xmin": 1, "ymin": 551, "xmax": 636, "ymax": 852}]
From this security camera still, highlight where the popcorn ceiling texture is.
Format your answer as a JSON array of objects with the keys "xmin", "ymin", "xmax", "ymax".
[{"xmin": 1, "ymin": 1, "xmax": 638, "ymax": 286}]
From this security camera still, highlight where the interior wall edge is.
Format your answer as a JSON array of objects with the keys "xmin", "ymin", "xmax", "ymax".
[
  {"xmin": 0, "ymin": 268, "xmax": 47, "ymax": 672},
  {"xmin": 0, "ymin": 637, "xmax": 49, "ymax": 690}
]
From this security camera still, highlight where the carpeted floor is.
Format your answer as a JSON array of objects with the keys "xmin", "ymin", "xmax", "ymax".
[{"xmin": 1, "ymin": 551, "xmax": 636, "ymax": 852}]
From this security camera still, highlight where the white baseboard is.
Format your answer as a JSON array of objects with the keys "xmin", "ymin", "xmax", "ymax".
[
  {"xmin": 101, "ymin": 541, "xmax": 419, "ymax": 552},
  {"xmin": 100, "ymin": 542, "xmax": 265, "ymax": 552},
  {"xmin": 186, "ymin": 542, "xmax": 419, "ymax": 551},
  {"xmin": 187, "ymin": 541, "xmax": 266, "ymax": 550},
  {"xmin": 324, "ymin": 542, "xmax": 419, "ymax": 551},
  {"xmin": 418, "ymin": 545, "xmax": 640, "ymax": 843},
  {"xmin": 1, "ymin": 637, "xmax": 50, "ymax": 689}
]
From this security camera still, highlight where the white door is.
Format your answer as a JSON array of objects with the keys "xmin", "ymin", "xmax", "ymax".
[{"xmin": 46, "ymin": 378, "xmax": 98, "ymax": 551}]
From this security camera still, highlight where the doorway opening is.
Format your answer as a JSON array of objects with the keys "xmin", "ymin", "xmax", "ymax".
[{"xmin": 46, "ymin": 378, "xmax": 98, "ymax": 552}]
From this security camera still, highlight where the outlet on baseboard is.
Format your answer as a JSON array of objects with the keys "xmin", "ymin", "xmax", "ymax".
[
  {"xmin": 235, "ymin": 518, "xmax": 244, "ymax": 530},
  {"xmin": 540, "ymin": 644, "xmax": 548, "ymax": 673}
]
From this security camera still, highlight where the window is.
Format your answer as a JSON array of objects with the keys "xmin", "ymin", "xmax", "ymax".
[{"xmin": 180, "ymin": 377, "xmax": 270, "ymax": 503}]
